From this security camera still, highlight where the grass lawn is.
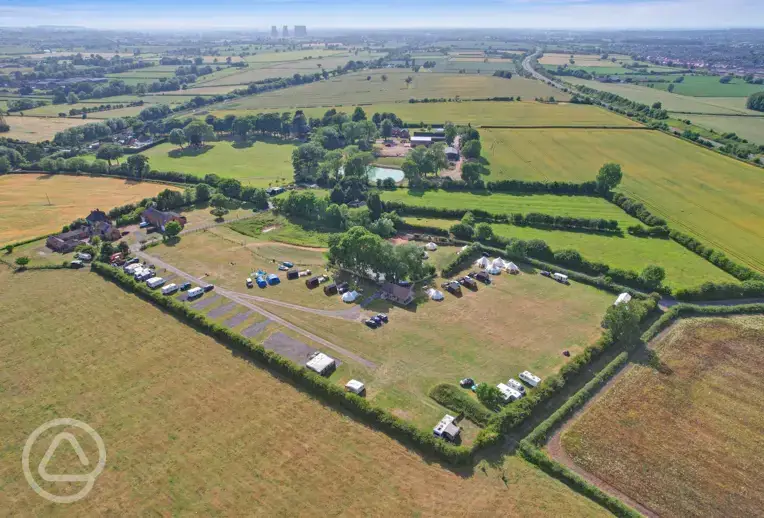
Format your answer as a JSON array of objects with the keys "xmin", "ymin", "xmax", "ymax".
[
  {"xmin": 405, "ymin": 216, "xmax": 735, "ymax": 290},
  {"xmin": 212, "ymin": 70, "xmax": 568, "ymax": 111},
  {"xmin": 210, "ymin": 100, "xmax": 637, "ymax": 127},
  {"xmin": 472, "ymin": 128, "xmax": 764, "ymax": 273},
  {"xmin": 562, "ymin": 316, "xmax": 764, "ymax": 517},
  {"xmin": 0, "ymin": 174, "xmax": 177, "ymax": 245},
  {"xmin": 2, "ymin": 116, "xmax": 89, "ymax": 142},
  {"xmin": 0, "ymin": 268, "xmax": 609, "ymax": 516},
  {"xmin": 651, "ymin": 74, "xmax": 764, "ymax": 97},
  {"xmin": 381, "ymin": 189, "xmax": 639, "ymax": 227},
  {"xmin": 140, "ymin": 139, "xmax": 296, "ymax": 186}
]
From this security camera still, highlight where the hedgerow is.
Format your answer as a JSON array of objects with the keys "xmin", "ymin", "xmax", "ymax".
[
  {"xmin": 429, "ymin": 383, "xmax": 493, "ymax": 427},
  {"xmin": 669, "ymin": 229, "xmax": 763, "ymax": 282},
  {"xmin": 674, "ymin": 280, "xmax": 764, "ymax": 301},
  {"xmin": 607, "ymin": 192, "xmax": 666, "ymax": 226},
  {"xmin": 91, "ymin": 262, "xmax": 472, "ymax": 465},
  {"xmin": 641, "ymin": 302, "xmax": 764, "ymax": 343}
]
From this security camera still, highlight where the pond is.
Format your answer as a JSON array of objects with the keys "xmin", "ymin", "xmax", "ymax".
[{"xmin": 367, "ymin": 166, "xmax": 404, "ymax": 183}]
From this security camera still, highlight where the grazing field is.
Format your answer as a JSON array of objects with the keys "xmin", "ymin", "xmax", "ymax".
[
  {"xmin": 476, "ymin": 127, "xmax": 764, "ymax": 272},
  {"xmin": 213, "ymin": 70, "xmax": 568, "ymax": 111},
  {"xmin": 198, "ymin": 57, "xmax": 356, "ymax": 87},
  {"xmin": 405, "ymin": 217, "xmax": 734, "ymax": 290},
  {"xmin": 140, "ymin": 139, "xmax": 295, "ymax": 186},
  {"xmin": 538, "ymin": 53, "xmax": 632, "ymax": 66},
  {"xmin": 0, "ymin": 174, "xmax": 177, "ymax": 245},
  {"xmin": 570, "ymin": 79, "xmax": 757, "ymax": 114},
  {"xmin": 650, "ymin": 74, "xmax": 764, "ymax": 97},
  {"xmin": 562, "ymin": 316, "xmax": 764, "ymax": 518},
  {"xmin": 210, "ymin": 100, "xmax": 636, "ymax": 127},
  {"xmin": 0, "ymin": 268, "xmax": 609, "ymax": 517},
  {"xmin": 381, "ymin": 189, "xmax": 638, "ymax": 226},
  {"xmin": 432, "ymin": 58, "xmax": 517, "ymax": 74},
  {"xmin": 2, "ymin": 116, "xmax": 89, "ymax": 142},
  {"xmin": 243, "ymin": 49, "xmax": 348, "ymax": 62}
]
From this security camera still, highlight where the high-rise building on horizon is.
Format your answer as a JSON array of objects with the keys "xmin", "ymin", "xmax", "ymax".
[
  {"xmin": 282, "ymin": 25, "xmax": 289, "ymax": 38},
  {"xmin": 271, "ymin": 26, "xmax": 278, "ymax": 38},
  {"xmin": 294, "ymin": 25, "xmax": 307, "ymax": 37}
]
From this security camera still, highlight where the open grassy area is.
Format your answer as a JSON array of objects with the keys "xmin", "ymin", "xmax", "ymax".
[
  {"xmin": 2, "ymin": 116, "xmax": 89, "ymax": 142},
  {"xmin": 562, "ymin": 315, "xmax": 764, "ymax": 517},
  {"xmin": 140, "ymin": 139, "xmax": 295, "ymax": 186},
  {"xmin": 0, "ymin": 267, "xmax": 609, "ymax": 516},
  {"xmin": 538, "ymin": 53, "xmax": 632, "ymax": 67},
  {"xmin": 650, "ymin": 74, "xmax": 764, "ymax": 97},
  {"xmin": 198, "ymin": 56, "xmax": 356, "ymax": 87},
  {"xmin": 212, "ymin": 70, "xmax": 568, "ymax": 111},
  {"xmin": 405, "ymin": 216, "xmax": 734, "ymax": 290},
  {"xmin": 674, "ymin": 113, "xmax": 764, "ymax": 145},
  {"xmin": 210, "ymin": 100, "xmax": 637, "ymax": 127},
  {"xmin": 0, "ymin": 174, "xmax": 177, "ymax": 245},
  {"xmin": 473, "ymin": 128, "xmax": 764, "ymax": 272}
]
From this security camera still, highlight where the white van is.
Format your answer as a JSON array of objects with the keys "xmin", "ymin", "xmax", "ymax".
[
  {"xmin": 519, "ymin": 370, "xmax": 541, "ymax": 387},
  {"xmin": 136, "ymin": 269, "xmax": 153, "ymax": 281},
  {"xmin": 161, "ymin": 283, "xmax": 178, "ymax": 295},
  {"xmin": 146, "ymin": 277, "xmax": 165, "ymax": 289},
  {"xmin": 124, "ymin": 263, "xmax": 140, "ymax": 273},
  {"xmin": 187, "ymin": 287, "xmax": 204, "ymax": 299},
  {"xmin": 506, "ymin": 378, "xmax": 526, "ymax": 394},
  {"xmin": 497, "ymin": 383, "xmax": 523, "ymax": 403},
  {"xmin": 552, "ymin": 272, "xmax": 569, "ymax": 284}
]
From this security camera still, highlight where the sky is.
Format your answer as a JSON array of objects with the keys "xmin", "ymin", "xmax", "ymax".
[{"xmin": 0, "ymin": 0, "xmax": 763, "ymax": 30}]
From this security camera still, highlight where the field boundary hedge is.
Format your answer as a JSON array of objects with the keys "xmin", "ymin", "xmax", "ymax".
[
  {"xmin": 641, "ymin": 302, "xmax": 764, "ymax": 342},
  {"xmin": 428, "ymin": 383, "xmax": 493, "ymax": 427},
  {"xmin": 90, "ymin": 262, "xmax": 472, "ymax": 465}
]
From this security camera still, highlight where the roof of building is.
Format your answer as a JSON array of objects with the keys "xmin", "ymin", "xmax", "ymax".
[
  {"xmin": 51, "ymin": 227, "xmax": 89, "ymax": 241},
  {"xmin": 306, "ymin": 352, "xmax": 336, "ymax": 373},
  {"xmin": 410, "ymin": 136, "xmax": 432, "ymax": 142},
  {"xmin": 444, "ymin": 146, "xmax": 459, "ymax": 155},
  {"xmin": 142, "ymin": 207, "xmax": 184, "ymax": 226},
  {"xmin": 86, "ymin": 209, "xmax": 110, "ymax": 224},
  {"xmin": 381, "ymin": 282, "xmax": 414, "ymax": 301}
]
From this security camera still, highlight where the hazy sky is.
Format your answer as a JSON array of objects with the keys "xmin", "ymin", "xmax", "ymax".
[{"xmin": 1, "ymin": 0, "xmax": 763, "ymax": 30}]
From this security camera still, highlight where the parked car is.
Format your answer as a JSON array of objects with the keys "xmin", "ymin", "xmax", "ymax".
[
  {"xmin": 460, "ymin": 377, "xmax": 475, "ymax": 388},
  {"xmin": 371, "ymin": 316, "xmax": 383, "ymax": 325},
  {"xmin": 179, "ymin": 282, "xmax": 191, "ymax": 291},
  {"xmin": 540, "ymin": 270, "xmax": 551, "ymax": 277},
  {"xmin": 246, "ymin": 278, "xmax": 253, "ymax": 288},
  {"xmin": 70, "ymin": 259, "xmax": 84, "ymax": 268},
  {"xmin": 125, "ymin": 257, "xmax": 139, "ymax": 266},
  {"xmin": 203, "ymin": 284, "xmax": 215, "ymax": 292},
  {"xmin": 76, "ymin": 252, "xmax": 92, "ymax": 262},
  {"xmin": 365, "ymin": 319, "xmax": 379, "ymax": 329},
  {"xmin": 282, "ymin": 261, "xmax": 294, "ymax": 268},
  {"xmin": 139, "ymin": 221, "xmax": 150, "ymax": 228},
  {"xmin": 376, "ymin": 313, "xmax": 388, "ymax": 323}
]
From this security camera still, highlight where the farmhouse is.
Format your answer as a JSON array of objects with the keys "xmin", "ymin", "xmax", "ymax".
[
  {"xmin": 46, "ymin": 227, "xmax": 90, "ymax": 253},
  {"xmin": 381, "ymin": 282, "xmax": 415, "ymax": 305},
  {"xmin": 46, "ymin": 208, "xmax": 121, "ymax": 252},
  {"xmin": 141, "ymin": 207, "xmax": 187, "ymax": 232}
]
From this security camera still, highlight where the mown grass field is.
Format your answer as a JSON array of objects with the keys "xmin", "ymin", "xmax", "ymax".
[
  {"xmin": 0, "ymin": 267, "xmax": 609, "ymax": 517},
  {"xmin": 475, "ymin": 128, "xmax": 764, "ymax": 272},
  {"xmin": 212, "ymin": 70, "xmax": 568, "ymax": 111},
  {"xmin": 210, "ymin": 100, "xmax": 637, "ymax": 127},
  {"xmin": 405, "ymin": 216, "xmax": 734, "ymax": 290},
  {"xmin": 650, "ymin": 74, "xmax": 764, "ymax": 97},
  {"xmin": 140, "ymin": 139, "xmax": 295, "ymax": 186},
  {"xmin": 0, "ymin": 174, "xmax": 176, "ymax": 245},
  {"xmin": 2, "ymin": 116, "xmax": 89, "ymax": 142},
  {"xmin": 562, "ymin": 316, "xmax": 764, "ymax": 518}
]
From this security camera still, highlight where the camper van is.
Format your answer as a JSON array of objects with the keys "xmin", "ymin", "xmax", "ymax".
[
  {"xmin": 161, "ymin": 283, "xmax": 178, "ymax": 295},
  {"xmin": 146, "ymin": 277, "xmax": 165, "ymax": 289},
  {"xmin": 552, "ymin": 272, "xmax": 569, "ymax": 284},
  {"xmin": 124, "ymin": 263, "xmax": 140, "ymax": 274},
  {"xmin": 187, "ymin": 287, "xmax": 204, "ymax": 299},
  {"xmin": 506, "ymin": 378, "xmax": 526, "ymax": 394},
  {"xmin": 135, "ymin": 269, "xmax": 154, "ymax": 281},
  {"xmin": 519, "ymin": 370, "xmax": 541, "ymax": 387},
  {"xmin": 497, "ymin": 383, "xmax": 523, "ymax": 403}
]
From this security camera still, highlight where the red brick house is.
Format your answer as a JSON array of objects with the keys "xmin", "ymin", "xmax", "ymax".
[{"xmin": 141, "ymin": 207, "xmax": 187, "ymax": 232}]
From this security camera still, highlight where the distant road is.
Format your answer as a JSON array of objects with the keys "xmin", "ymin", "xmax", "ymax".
[{"xmin": 522, "ymin": 50, "xmax": 566, "ymax": 90}]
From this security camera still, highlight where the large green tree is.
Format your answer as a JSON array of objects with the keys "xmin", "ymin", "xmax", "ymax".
[
  {"xmin": 747, "ymin": 91, "xmax": 764, "ymax": 112},
  {"xmin": 183, "ymin": 120, "xmax": 216, "ymax": 147},
  {"xmin": 596, "ymin": 162, "xmax": 623, "ymax": 192},
  {"xmin": 168, "ymin": 128, "xmax": 187, "ymax": 149}
]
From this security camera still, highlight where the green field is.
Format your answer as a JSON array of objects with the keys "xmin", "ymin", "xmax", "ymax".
[
  {"xmin": 650, "ymin": 74, "xmax": 764, "ymax": 97},
  {"xmin": 211, "ymin": 70, "xmax": 568, "ymax": 111},
  {"xmin": 674, "ymin": 114, "xmax": 764, "ymax": 145},
  {"xmin": 473, "ymin": 128, "xmax": 764, "ymax": 272},
  {"xmin": 140, "ymin": 139, "xmax": 295, "ymax": 186},
  {"xmin": 405, "ymin": 216, "xmax": 733, "ymax": 290},
  {"xmin": 0, "ymin": 268, "xmax": 609, "ymax": 516}
]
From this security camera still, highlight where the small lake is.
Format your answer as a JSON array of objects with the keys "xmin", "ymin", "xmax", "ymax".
[{"xmin": 368, "ymin": 166, "xmax": 404, "ymax": 183}]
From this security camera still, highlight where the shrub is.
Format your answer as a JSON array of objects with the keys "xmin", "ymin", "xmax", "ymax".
[{"xmin": 429, "ymin": 384, "xmax": 493, "ymax": 426}]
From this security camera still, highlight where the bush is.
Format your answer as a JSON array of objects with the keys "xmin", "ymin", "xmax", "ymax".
[
  {"xmin": 674, "ymin": 280, "xmax": 764, "ymax": 301},
  {"xmin": 608, "ymin": 192, "xmax": 666, "ymax": 226},
  {"xmin": 91, "ymin": 262, "xmax": 472, "ymax": 465},
  {"xmin": 429, "ymin": 384, "xmax": 493, "ymax": 426}
]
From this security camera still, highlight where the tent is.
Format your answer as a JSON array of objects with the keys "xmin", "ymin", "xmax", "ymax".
[
  {"xmin": 427, "ymin": 288, "xmax": 444, "ymax": 301},
  {"xmin": 506, "ymin": 262, "xmax": 520, "ymax": 274},
  {"xmin": 425, "ymin": 242, "xmax": 438, "ymax": 251},
  {"xmin": 491, "ymin": 257, "xmax": 506, "ymax": 269},
  {"xmin": 342, "ymin": 290, "xmax": 359, "ymax": 303},
  {"xmin": 458, "ymin": 245, "xmax": 469, "ymax": 255},
  {"xmin": 475, "ymin": 256, "xmax": 489, "ymax": 268},
  {"xmin": 487, "ymin": 267, "xmax": 502, "ymax": 275},
  {"xmin": 266, "ymin": 274, "xmax": 280, "ymax": 285},
  {"xmin": 256, "ymin": 276, "xmax": 267, "ymax": 288},
  {"xmin": 614, "ymin": 292, "xmax": 632, "ymax": 306},
  {"xmin": 423, "ymin": 252, "xmax": 429, "ymax": 259}
]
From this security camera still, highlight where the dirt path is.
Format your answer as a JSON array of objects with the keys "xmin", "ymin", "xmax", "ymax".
[
  {"xmin": 134, "ymin": 249, "xmax": 378, "ymax": 369},
  {"xmin": 226, "ymin": 290, "xmax": 363, "ymax": 321},
  {"xmin": 545, "ymin": 359, "xmax": 659, "ymax": 518}
]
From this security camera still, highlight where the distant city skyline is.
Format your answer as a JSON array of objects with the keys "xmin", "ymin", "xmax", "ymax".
[{"xmin": 0, "ymin": 0, "xmax": 763, "ymax": 30}]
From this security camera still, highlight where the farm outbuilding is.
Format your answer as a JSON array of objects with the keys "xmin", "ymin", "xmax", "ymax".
[
  {"xmin": 410, "ymin": 136, "xmax": 433, "ymax": 147},
  {"xmin": 381, "ymin": 282, "xmax": 414, "ymax": 306}
]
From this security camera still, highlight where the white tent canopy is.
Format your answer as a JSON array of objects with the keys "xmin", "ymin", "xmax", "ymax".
[
  {"xmin": 506, "ymin": 262, "xmax": 520, "ymax": 273},
  {"xmin": 614, "ymin": 292, "xmax": 632, "ymax": 306},
  {"xmin": 427, "ymin": 288, "xmax": 444, "ymax": 301},
  {"xmin": 425, "ymin": 242, "xmax": 438, "ymax": 251},
  {"xmin": 491, "ymin": 257, "xmax": 506, "ymax": 269},
  {"xmin": 475, "ymin": 256, "xmax": 489, "ymax": 268},
  {"xmin": 342, "ymin": 290, "xmax": 359, "ymax": 302},
  {"xmin": 487, "ymin": 267, "xmax": 501, "ymax": 275}
]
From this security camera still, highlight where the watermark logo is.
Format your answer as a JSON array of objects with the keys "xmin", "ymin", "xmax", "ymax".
[{"xmin": 22, "ymin": 418, "xmax": 106, "ymax": 504}]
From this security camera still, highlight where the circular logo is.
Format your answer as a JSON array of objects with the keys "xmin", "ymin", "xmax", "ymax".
[{"xmin": 22, "ymin": 418, "xmax": 106, "ymax": 504}]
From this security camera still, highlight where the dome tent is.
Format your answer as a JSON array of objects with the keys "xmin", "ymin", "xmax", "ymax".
[
  {"xmin": 487, "ymin": 266, "xmax": 502, "ymax": 275},
  {"xmin": 342, "ymin": 290, "xmax": 359, "ymax": 303},
  {"xmin": 506, "ymin": 262, "xmax": 520, "ymax": 274},
  {"xmin": 425, "ymin": 242, "xmax": 438, "ymax": 251},
  {"xmin": 491, "ymin": 257, "xmax": 506, "ymax": 269},
  {"xmin": 427, "ymin": 288, "xmax": 444, "ymax": 301},
  {"xmin": 475, "ymin": 256, "xmax": 489, "ymax": 268}
]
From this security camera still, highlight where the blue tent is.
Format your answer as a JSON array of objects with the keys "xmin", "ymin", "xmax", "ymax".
[
  {"xmin": 256, "ymin": 276, "xmax": 267, "ymax": 288},
  {"xmin": 267, "ymin": 273, "xmax": 280, "ymax": 285}
]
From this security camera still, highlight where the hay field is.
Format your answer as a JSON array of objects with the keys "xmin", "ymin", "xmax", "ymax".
[
  {"xmin": 215, "ymin": 70, "xmax": 568, "ymax": 111},
  {"xmin": 210, "ymin": 101, "xmax": 636, "ymax": 127},
  {"xmin": 0, "ymin": 268, "xmax": 609, "ymax": 517},
  {"xmin": 539, "ymin": 54, "xmax": 631, "ymax": 67},
  {"xmin": 0, "ymin": 174, "xmax": 176, "ymax": 245},
  {"xmin": 562, "ymin": 316, "xmax": 764, "ymax": 517},
  {"xmin": 2, "ymin": 116, "xmax": 89, "ymax": 142},
  {"xmin": 477, "ymin": 128, "xmax": 764, "ymax": 272},
  {"xmin": 140, "ymin": 139, "xmax": 295, "ymax": 186},
  {"xmin": 404, "ymin": 217, "xmax": 734, "ymax": 290},
  {"xmin": 198, "ymin": 56, "xmax": 354, "ymax": 87}
]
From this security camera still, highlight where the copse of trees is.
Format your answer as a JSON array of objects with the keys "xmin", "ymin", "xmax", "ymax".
[
  {"xmin": 747, "ymin": 91, "xmax": 764, "ymax": 112},
  {"xmin": 402, "ymin": 143, "xmax": 448, "ymax": 186}
]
